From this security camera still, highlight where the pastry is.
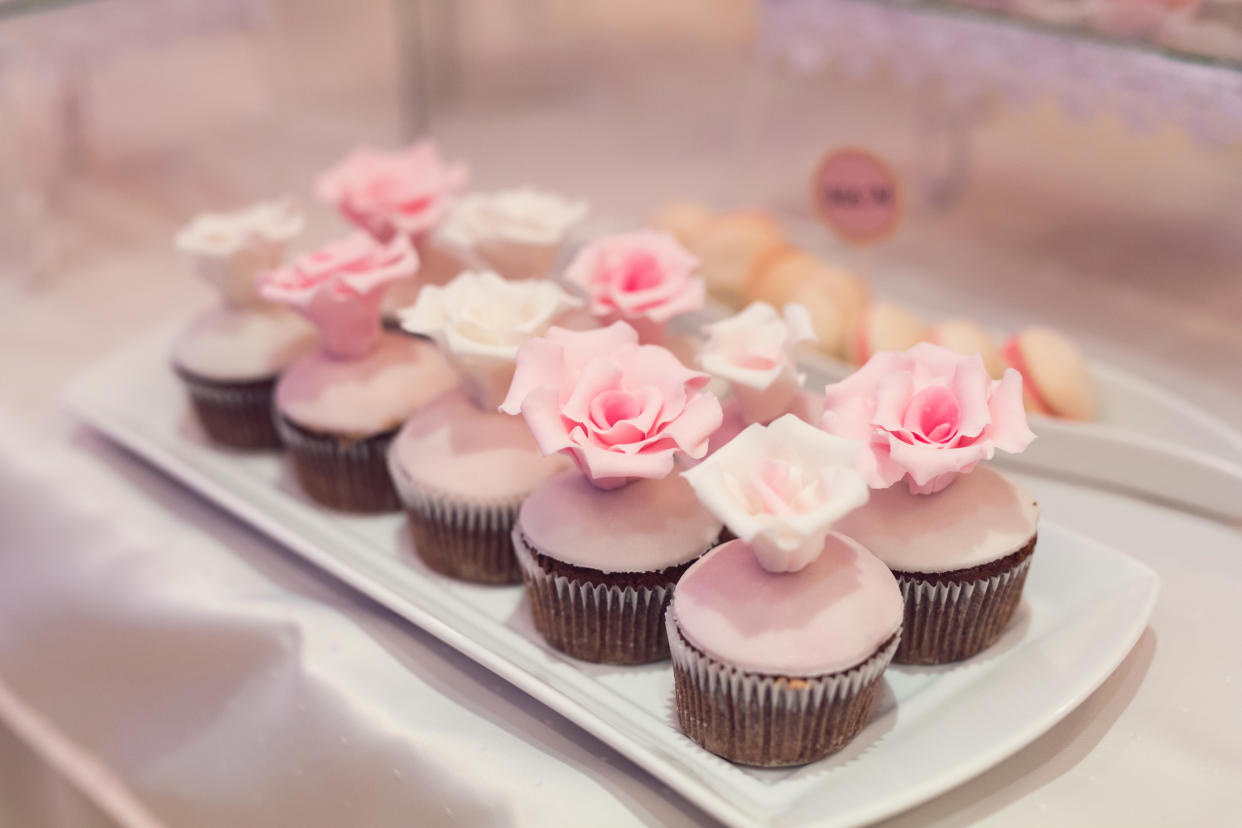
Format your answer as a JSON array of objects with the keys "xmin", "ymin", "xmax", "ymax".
[
  {"xmin": 648, "ymin": 200, "xmax": 713, "ymax": 247},
  {"xmin": 1002, "ymin": 326, "xmax": 1097, "ymax": 420},
  {"xmin": 924, "ymin": 318, "xmax": 1005, "ymax": 378},
  {"xmin": 746, "ymin": 249, "xmax": 868, "ymax": 358},
  {"xmin": 686, "ymin": 211, "xmax": 785, "ymax": 309},
  {"xmin": 847, "ymin": 303, "xmax": 923, "ymax": 365}
]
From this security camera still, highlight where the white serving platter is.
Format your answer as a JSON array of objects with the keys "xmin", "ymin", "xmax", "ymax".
[{"xmin": 65, "ymin": 321, "xmax": 1160, "ymax": 828}]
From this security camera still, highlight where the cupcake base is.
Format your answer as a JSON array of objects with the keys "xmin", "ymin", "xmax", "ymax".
[
  {"xmin": 893, "ymin": 536, "xmax": 1036, "ymax": 665},
  {"xmin": 275, "ymin": 415, "xmax": 400, "ymax": 513},
  {"xmin": 175, "ymin": 367, "xmax": 281, "ymax": 450},
  {"xmin": 669, "ymin": 614, "xmax": 899, "ymax": 767},
  {"xmin": 513, "ymin": 528, "xmax": 705, "ymax": 664}
]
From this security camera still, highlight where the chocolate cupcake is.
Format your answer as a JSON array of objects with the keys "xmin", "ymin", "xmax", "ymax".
[
  {"xmin": 499, "ymin": 321, "xmax": 725, "ymax": 664},
  {"xmin": 676, "ymin": 415, "xmax": 901, "ymax": 766},
  {"xmin": 262, "ymin": 233, "xmax": 457, "ymax": 512},
  {"xmin": 390, "ymin": 271, "xmax": 579, "ymax": 583},
  {"xmin": 172, "ymin": 200, "xmax": 312, "ymax": 449},
  {"xmin": 821, "ymin": 342, "xmax": 1039, "ymax": 664},
  {"xmin": 835, "ymin": 466, "xmax": 1038, "ymax": 664}
]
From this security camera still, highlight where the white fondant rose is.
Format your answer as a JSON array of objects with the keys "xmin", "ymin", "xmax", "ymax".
[
  {"xmin": 682, "ymin": 414, "xmax": 869, "ymax": 573},
  {"xmin": 699, "ymin": 302, "xmax": 815, "ymax": 425},
  {"xmin": 175, "ymin": 199, "xmax": 304, "ymax": 307},
  {"xmin": 438, "ymin": 188, "xmax": 588, "ymax": 280},
  {"xmin": 399, "ymin": 270, "xmax": 581, "ymax": 408}
]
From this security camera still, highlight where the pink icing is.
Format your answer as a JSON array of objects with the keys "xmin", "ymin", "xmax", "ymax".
[
  {"xmin": 499, "ymin": 322, "xmax": 723, "ymax": 490},
  {"xmin": 390, "ymin": 389, "xmax": 569, "ymax": 500},
  {"xmin": 563, "ymin": 230, "xmax": 704, "ymax": 340},
  {"xmin": 275, "ymin": 333, "xmax": 457, "ymax": 435},
  {"xmin": 834, "ymin": 465, "xmax": 1038, "ymax": 573},
  {"xmin": 518, "ymin": 471, "xmax": 722, "ymax": 573},
  {"xmin": 316, "ymin": 141, "xmax": 468, "ymax": 244},
  {"xmin": 261, "ymin": 233, "xmax": 418, "ymax": 358},
  {"xmin": 173, "ymin": 306, "xmax": 315, "ymax": 381},
  {"xmin": 672, "ymin": 534, "xmax": 903, "ymax": 676},
  {"xmin": 822, "ymin": 342, "xmax": 1035, "ymax": 495}
]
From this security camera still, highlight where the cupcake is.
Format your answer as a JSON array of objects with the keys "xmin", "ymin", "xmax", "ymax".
[
  {"xmin": 316, "ymin": 141, "xmax": 470, "ymax": 316},
  {"xmin": 261, "ymin": 233, "xmax": 458, "ymax": 512},
  {"xmin": 1002, "ymin": 326, "xmax": 1097, "ymax": 420},
  {"xmin": 436, "ymin": 188, "xmax": 588, "ymax": 280},
  {"xmin": 390, "ymin": 271, "xmax": 580, "ymax": 583},
  {"xmin": 500, "ymin": 322, "xmax": 725, "ymax": 663},
  {"xmin": 563, "ymin": 229, "xmax": 705, "ymax": 350},
  {"xmin": 172, "ymin": 200, "xmax": 315, "ymax": 449},
  {"xmin": 823, "ymin": 343, "xmax": 1039, "ymax": 664},
  {"xmin": 674, "ymin": 415, "xmax": 903, "ymax": 766},
  {"xmin": 847, "ymin": 303, "xmax": 923, "ymax": 366}
]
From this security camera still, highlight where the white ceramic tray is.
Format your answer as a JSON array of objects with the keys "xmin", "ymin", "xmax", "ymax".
[{"xmin": 65, "ymin": 322, "xmax": 1160, "ymax": 828}]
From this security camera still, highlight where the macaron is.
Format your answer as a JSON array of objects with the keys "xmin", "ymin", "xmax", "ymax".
[
  {"xmin": 648, "ymin": 200, "xmax": 714, "ymax": 248},
  {"xmin": 848, "ymin": 303, "xmax": 923, "ymax": 365},
  {"xmin": 687, "ymin": 211, "xmax": 786, "ymax": 309},
  {"xmin": 1002, "ymin": 326, "xmax": 1096, "ymax": 420},
  {"xmin": 745, "ymin": 249, "xmax": 868, "ymax": 358},
  {"xmin": 924, "ymin": 319, "xmax": 1005, "ymax": 378}
]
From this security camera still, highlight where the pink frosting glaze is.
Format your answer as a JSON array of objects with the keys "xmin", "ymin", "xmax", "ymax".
[
  {"xmin": 390, "ymin": 388, "xmax": 570, "ymax": 500},
  {"xmin": 275, "ymin": 333, "xmax": 457, "ymax": 435},
  {"xmin": 518, "ymin": 471, "xmax": 722, "ymax": 573},
  {"xmin": 173, "ymin": 306, "xmax": 315, "ymax": 381},
  {"xmin": 672, "ymin": 534, "xmax": 903, "ymax": 676},
  {"xmin": 834, "ymin": 465, "xmax": 1038, "ymax": 574}
]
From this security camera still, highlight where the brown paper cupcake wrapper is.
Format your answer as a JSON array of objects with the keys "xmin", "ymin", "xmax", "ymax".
[
  {"xmin": 512, "ymin": 528, "xmax": 676, "ymax": 664},
  {"xmin": 176, "ymin": 369, "xmax": 281, "ymax": 450},
  {"xmin": 275, "ymin": 416, "xmax": 400, "ymax": 513},
  {"xmin": 668, "ymin": 611, "xmax": 900, "ymax": 767},
  {"xmin": 894, "ymin": 555, "xmax": 1032, "ymax": 665},
  {"xmin": 388, "ymin": 451, "xmax": 525, "ymax": 584}
]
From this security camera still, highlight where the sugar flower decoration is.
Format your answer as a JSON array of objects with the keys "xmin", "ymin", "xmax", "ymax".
[
  {"xmin": 175, "ymin": 199, "xmax": 304, "ymax": 307},
  {"xmin": 822, "ymin": 342, "xmax": 1036, "ymax": 495},
  {"xmin": 399, "ymin": 270, "xmax": 581, "ymax": 409},
  {"xmin": 316, "ymin": 141, "xmax": 468, "ymax": 244},
  {"xmin": 563, "ymin": 230, "xmax": 704, "ymax": 342},
  {"xmin": 682, "ymin": 415, "xmax": 868, "ymax": 573},
  {"xmin": 261, "ymin": 233, "xmax": 418, "ymax": 359},
  {"xmin": 499, "ymin": 321, "xmax": 723, "ymax": 490},
  {"xmin": 699, "ymin": 302, "xmax": 815, "ymax": 424},
  {"xmin": 437, "ymin": 188, "xmax": 588, "ymax": 280}
]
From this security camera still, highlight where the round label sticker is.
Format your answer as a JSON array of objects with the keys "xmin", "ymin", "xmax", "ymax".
[{"xmin": 811, "ymin": 148, "xmax": 902, "ymax": 244}]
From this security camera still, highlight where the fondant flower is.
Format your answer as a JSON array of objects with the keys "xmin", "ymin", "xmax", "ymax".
[
  {"xmin": 821, "ymin": 343, "xmax": 1035, "ymax": 495},
  {"xmin": 699, "ymin": 302, "xmax": 815, "ymax": 424},
  {"xmin": 399, "ymin": 270, "xmax": 581, "ymax": 409},
  {"xmin": 438, "ymin": 188, "xmax": 588, "ymax": 280},
  {"xmin": 682, "ymin": 415, "xmax": 868, "ymax": 573},
  {"xmin": 316, "ymin": 141, "xmax": 468, "ymax": 244},
  {"xmin": 261, "ymin": 233, "xmax": 418, "ymax": 359},
  {"xmin": 175, "ymin": 199, "xmax": 304, "ymax": 307},
  {"xmin": 499, "ymin": 321, "xmax": 723, "ymax": 490},
  {"xmin": 563, "ymin": 230, "xmax": 704, "ymax": 342}
]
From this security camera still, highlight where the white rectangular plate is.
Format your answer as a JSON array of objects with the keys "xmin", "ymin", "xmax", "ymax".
[{"xmin": 65, "ymin": 322, "xmax": 1160, "ymax": 828}]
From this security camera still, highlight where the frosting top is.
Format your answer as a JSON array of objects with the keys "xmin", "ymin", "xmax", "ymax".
[
  {"xmin": 518, "ymin": 471, "xmax": 722, "ymax": 573},
  {"xmin": 834, "ymin": 465, "xmax": 1038, "ymax": 573},
  {"xmin": 173, "ymin": 306, "xmax": 316, "ymax": 381},
  {"xmin": 390, "ymin": 389, "xmax": 569, "ymax": 500},
  {"xmin": 275, "ymin": 333, "xmax": 458, "ymax": 435},
  {"xmin": 672, "ymin": 534, "xmax": 903, "ymax": 676}
]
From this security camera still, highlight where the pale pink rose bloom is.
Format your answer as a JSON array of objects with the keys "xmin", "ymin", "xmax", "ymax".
[
  {"xmin": 563, "ymin": 231, "xmax": 705, "ymax": 342},
  {"xmin": 316, "ymin": 141, "xmax": 468, "ymax": 244},
  {"xmin": 261, "ymin": 233, "xmax": 418, "ymax": 359},
  {"xmin": 821, "ymin": 343, "xmax": 1035, "ymax": 495},
  {"xmin": 499, "ymin": 321, "xmax": 723, "ymax": 490}
]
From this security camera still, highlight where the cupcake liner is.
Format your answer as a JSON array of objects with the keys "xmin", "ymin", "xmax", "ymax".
[
  {"xmin": 668, "ymin": 611, "xmax": 900, "ymax": 767},
  {"xmin": 275, "ymin": 415, "xmax": 400, "ymax": 513},
  {"xmin": 388, "ymin": 451, "xmax": 524, "ymax": 584},
  {"xmin": 175, "ymin": 368, "xmax": 281, "ymax": 450},
  {"xmin": 512, "ymin": 527, "xmax": 678, "ymax": 664},
  {"xmin": 894, "ymin": 554, "xmax": 1033, "ymax": 665}
]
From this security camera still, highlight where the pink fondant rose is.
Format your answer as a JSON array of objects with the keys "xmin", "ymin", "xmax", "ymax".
[
  {"xmin": 563, "ymin": 231, "xmax": 704, "ymax": 341},
  {"xmin": 499, "ymin": 321, "xmax": 723, "ymax": 490},
  {"xmin": 821, "ymin": 343, "xmax": 1035, "ymax": 495},
  {"xmin": 261, "ymin": 233, "xmax": 418, "ymax": 359},
  {"xmin": 316, "ymin": 141, "xmax": 468, "ymax": 244}
]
